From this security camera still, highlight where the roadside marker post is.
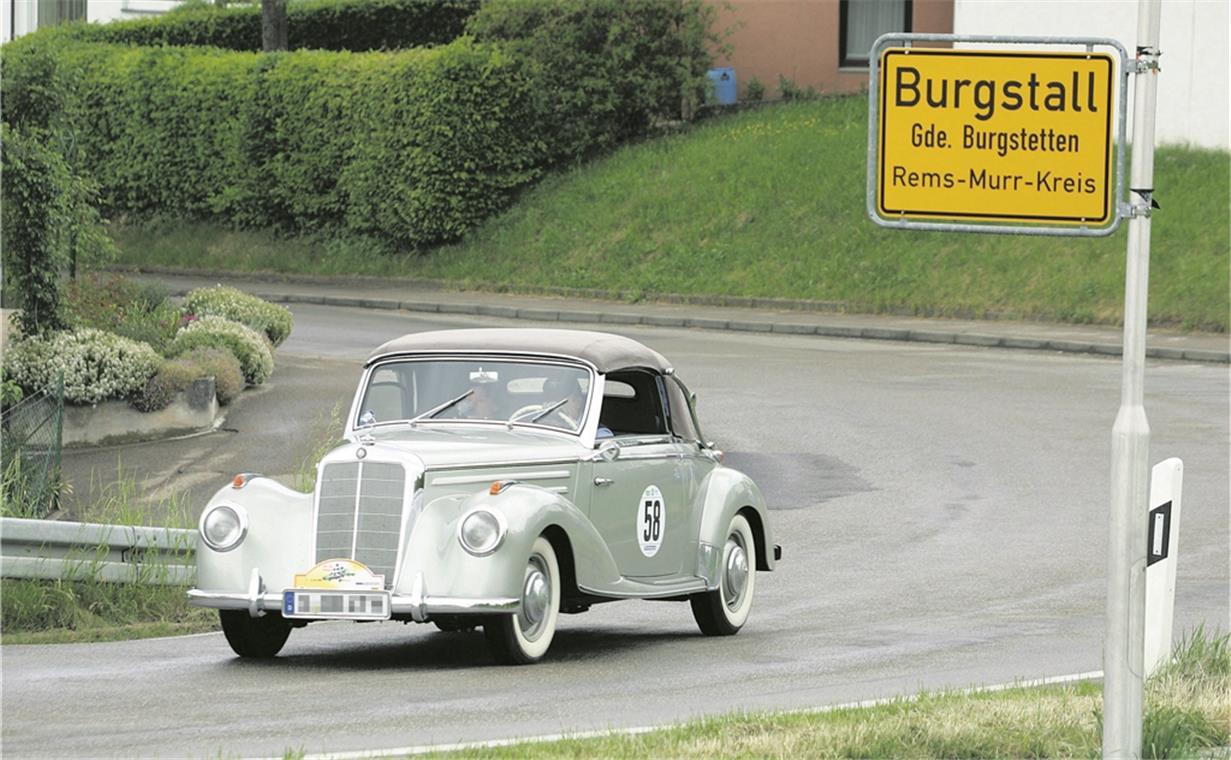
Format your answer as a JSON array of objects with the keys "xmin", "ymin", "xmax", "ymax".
[
  {"xmin": 1144, "ymin": 458, "xmax": 1183, "ymax": 678},
  {"xmin": 866, "ymin": 3, "xmax": 1165, "ymax": 756},
  {"xmin": 1105, "ymin": 2, "xmax": 1161, "ymax": 757}
]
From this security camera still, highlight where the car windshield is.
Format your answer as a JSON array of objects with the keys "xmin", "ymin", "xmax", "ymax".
[{"xmin": 357, "ymin": 359, "xmax": 592, "ymax": 433}]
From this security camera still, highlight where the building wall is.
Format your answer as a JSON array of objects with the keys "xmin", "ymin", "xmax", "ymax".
[
  {"xmin": 713, "ymin": 0, "xmax": 954, "ymax": 98},
  {"xmin": 954, "ymin": 0, "xmax": 1228, "ymax": 149},
  {"xmin": 2, "ymin": 0, "xmax": 183, "ymax": 42},
  {"xmin": 88, "ymin": 0, "xmax": 184, "ymax": 25}
]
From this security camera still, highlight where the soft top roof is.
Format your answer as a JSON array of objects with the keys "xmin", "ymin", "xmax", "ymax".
[{"xmin": 367, "ymin": 329, "xmax": 672, "ymax": 374}]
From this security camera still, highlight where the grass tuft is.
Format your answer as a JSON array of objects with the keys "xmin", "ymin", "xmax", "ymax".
[{"xmin": 0, "ymin": 473, "xmax": 218, "ymax": 645}]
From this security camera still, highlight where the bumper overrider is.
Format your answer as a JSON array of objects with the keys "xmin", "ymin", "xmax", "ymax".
[{"xmin": 188, "ymin": 568, "xmax": 519, "ymax": 623}]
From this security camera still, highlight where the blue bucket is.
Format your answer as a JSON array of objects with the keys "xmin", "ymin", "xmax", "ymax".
[{"xmin": 706, "ymin": 67, "xmax": 738, "ymax": 106}]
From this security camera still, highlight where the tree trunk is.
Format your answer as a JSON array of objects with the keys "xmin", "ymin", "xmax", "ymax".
[{"xmin": 261, "ymin": 0, "xmax": 288, "ymax": 52}]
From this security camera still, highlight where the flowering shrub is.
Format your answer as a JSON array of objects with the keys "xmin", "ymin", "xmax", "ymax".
[
  {"xmin": 2, "ymin": 328, "xmax": 160, "ymax": 404},
  {"xmin": 169, "ymin": 316, "xmax": 273, "ymax": 385},
  {"xmin": 182, "ymin": 286, "xmax": 294, "ymax": 346}
]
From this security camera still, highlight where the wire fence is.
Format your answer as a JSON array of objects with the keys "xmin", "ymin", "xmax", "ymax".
[{"xmin": 1, "ymin": 379, "xmax": 64, "ymax": 519}]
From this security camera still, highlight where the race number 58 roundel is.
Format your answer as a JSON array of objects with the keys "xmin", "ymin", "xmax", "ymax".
[{"xmin": 637, "ymin": 485, "xmax": 665, "ymax": 557}]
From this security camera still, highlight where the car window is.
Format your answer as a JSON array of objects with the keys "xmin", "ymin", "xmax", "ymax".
[
  {"xmin": 357, "ymin": 359, "xmax": 591, "ymax": 433},
  {"xmin": 598, "ymin": 370, "xmax": 669, "ymax": 436}
]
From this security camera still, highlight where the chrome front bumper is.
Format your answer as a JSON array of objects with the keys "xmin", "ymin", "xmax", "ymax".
[{"xmin": 187, "ymin": 569, "xmax": 518, "ymax": 622}]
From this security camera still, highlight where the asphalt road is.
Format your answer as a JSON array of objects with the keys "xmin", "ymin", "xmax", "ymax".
[{"xmin": 8, "ymin": 304, "xmax": 1228, "ymax": 758}]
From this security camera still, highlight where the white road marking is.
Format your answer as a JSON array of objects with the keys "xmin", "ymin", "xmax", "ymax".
[{"xmin": 288, "ymin": 669, "xmax": 1105, "ymax": 760}]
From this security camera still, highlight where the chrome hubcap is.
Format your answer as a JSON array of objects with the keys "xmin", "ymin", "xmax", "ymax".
[
  {"xmin": 518, "ymin": 557, "xmax": 551, "ymax": 640},
  {"xmin": 723, "ymin": 537, "xmax": 749, "ymax": 611}
]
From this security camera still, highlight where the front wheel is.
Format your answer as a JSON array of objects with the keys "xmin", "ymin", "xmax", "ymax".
[
  {"xmin": 219, "ymin": 609, "xmax": 292, "ymax": 658},
  {"xmin": 690, "ymin": 513, "xmax": 756, "ymax": 636},
  {"xmin": 484, "ymin": 536, "xmax": 561, "ymax": 664}
]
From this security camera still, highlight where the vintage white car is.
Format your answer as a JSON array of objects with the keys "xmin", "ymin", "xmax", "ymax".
[{"xmin": 189, "ymin": 329, "xmax": 779, "ymax": 663}]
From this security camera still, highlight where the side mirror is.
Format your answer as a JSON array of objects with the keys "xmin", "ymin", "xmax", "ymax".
[{"xmin": 593, "ymin": 440, "xmax": 621, "ymax": 462}]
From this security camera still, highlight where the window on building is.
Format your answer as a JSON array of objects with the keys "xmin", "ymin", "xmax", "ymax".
[
  {"xmin": 37, "ymin": 0, "xmax": 87, "ymax": 28},
  {"xmin": 840, "ymin": 0, "xmax": 912, "ymax": 68}
]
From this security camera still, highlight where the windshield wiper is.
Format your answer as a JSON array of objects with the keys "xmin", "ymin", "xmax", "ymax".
[
  {"xmin": 507, "ymin": 398, "xmax": 569, "ymax": 428},
  {"xmin": 410, "ymin": 389, "xmax": 473, "ymax": 426}
]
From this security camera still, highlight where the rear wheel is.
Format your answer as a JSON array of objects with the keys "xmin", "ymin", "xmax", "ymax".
[
  {"xmin": 690, "ymin": 513, "xmax": 756, "ymax": 636},
  {"xmin": 219, "ymin": 610, "xmax": 292, "ymax": 658},
  {"xmin": 484, "ymin": 536, "xmax": 561, "ymax": 664}
]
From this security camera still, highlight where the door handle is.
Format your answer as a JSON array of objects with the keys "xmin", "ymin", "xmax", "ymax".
[{"xmin": 593, "ymin": 477, "xmax": 614, "ymax": 486}]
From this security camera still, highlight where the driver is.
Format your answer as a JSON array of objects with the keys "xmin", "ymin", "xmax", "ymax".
[{"xmin": 542, "ymin": 377, "xmax": 612, "ymax": 437}]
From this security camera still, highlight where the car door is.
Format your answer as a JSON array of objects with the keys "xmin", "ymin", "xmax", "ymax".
[{"xmin": 587, "ymin": 371, "xmax": 691, "ymax": 578}]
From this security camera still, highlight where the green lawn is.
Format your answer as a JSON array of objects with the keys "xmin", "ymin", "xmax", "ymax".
[
  {"xmin": 112, "ymin": 96, "xmax": 1230, "ymax": 331},
  {"xmin": 424, "ymin": 631, "xmax": 1229, "ymax": 759}
]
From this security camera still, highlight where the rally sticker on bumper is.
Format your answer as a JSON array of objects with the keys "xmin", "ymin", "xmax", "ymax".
[{"xmin": 293, "ymin": 558, "xmax": 384, "ymax": 590}]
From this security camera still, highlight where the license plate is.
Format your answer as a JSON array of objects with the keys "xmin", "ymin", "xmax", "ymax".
[{"xmin": 282, "ymin": 589, "xmax": 391, "ymax": 620}]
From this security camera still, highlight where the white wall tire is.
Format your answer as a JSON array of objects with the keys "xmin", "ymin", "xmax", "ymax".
[
  {"xmin": 484, "ymin": 536, "xmax": 561, "ymax": 664},
  {"xmin": 690, "ymin": 513, "xmax": 756, "ymax": 636}
]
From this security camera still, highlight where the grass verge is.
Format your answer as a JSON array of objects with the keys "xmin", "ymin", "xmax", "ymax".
[
  {"xmin": 0, "ymin": 475, "xmax": 217, "ymax": 645},
  {"xmin": 110, "ymin": 96, "xmax": 1230, "ymax": 331},
  {"xmin": 425, "ymin": 629, "xmax": 1228, "ymax": 759}
]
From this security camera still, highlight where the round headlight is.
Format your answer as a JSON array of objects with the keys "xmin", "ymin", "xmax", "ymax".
[
  {"xmin": 200, "ymin": 504, "xmax": 248, "ymax": 552},
  {"xmin": 458, "ymin": 509, "xmax": 505, "ymax": 556}
]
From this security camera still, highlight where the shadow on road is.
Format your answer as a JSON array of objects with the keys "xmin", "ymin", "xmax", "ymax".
[{"xmin": 224, "ymin": 626, "xmax": 699, "ymax": 671}]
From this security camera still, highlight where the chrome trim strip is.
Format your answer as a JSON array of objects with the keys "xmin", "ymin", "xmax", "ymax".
[
  {"xmin": 395, "ymin": 596, "xmax": 520, "ymax": 615},
  {"xmin": 431, "ymin": 470, "xmax": 571, "ymax": 486},
  {"xmin": 576, "ymin": 580, "xmax": 707, "ymax": 599},
  {"xmin": 427, "ymin": 458, "xmax": 580, "ymax": 473},
  {"xmin": 187, "ymin": 589, "xmax": 520, "ymax": 616}
]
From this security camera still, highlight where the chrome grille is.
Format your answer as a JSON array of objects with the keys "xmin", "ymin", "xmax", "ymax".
[{"xmin": 316, "ymin": 461, "xmax": 406, "ymax": 588}]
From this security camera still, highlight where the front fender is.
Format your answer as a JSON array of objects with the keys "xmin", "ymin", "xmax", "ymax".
[
  {"xmin": 694, "ymin": 466, "xmax": 775, "ymax": 575},
  {"xmin": 396, "ymin": 484, "xmax": 621, "ymax": 603},
  {"xmin": 195, "ymin": 477, "xmax": 314, "ymax": 593}
]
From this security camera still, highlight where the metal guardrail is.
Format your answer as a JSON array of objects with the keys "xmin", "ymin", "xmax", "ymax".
[{"xmin": 0, "ymin": 517, "xmax": 196, "ymax": 585}]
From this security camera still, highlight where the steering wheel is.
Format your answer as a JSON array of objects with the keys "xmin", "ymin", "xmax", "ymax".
[{"xmin": 509, "ymin": 404, "xmax": 545, "ymax": 422}]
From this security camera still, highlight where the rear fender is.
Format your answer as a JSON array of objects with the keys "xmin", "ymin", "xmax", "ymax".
[{"xmin": 694, "ymin": 466, "xmax": 775, "ymax": 585}]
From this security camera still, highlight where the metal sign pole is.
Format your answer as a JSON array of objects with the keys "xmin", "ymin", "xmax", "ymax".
[{"xmin": 1104, "ymin": 0, "xmax": 1161, "ymax": 757}]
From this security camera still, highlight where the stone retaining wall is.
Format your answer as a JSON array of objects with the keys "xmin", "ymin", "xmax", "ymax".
[{"xmin": 62, "ymin": 377, "xmax": 220, "ymax": 447}]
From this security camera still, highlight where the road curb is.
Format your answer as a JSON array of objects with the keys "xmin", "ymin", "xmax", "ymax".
[{"xmin": 239, "ymin": 291, "xmax": 1229, "ymax": 365}]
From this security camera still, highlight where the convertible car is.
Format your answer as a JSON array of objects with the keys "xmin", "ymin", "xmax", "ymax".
[{"xmin": 189, "ymin": 329, "xmax": 779, "ymax": 664}]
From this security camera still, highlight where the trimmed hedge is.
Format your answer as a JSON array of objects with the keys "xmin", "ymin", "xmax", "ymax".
[
  {"xmin": 134, "ymin": 348, "xmax": 244, "ymax": 412},
  {"xmin": 468, "ymin": 0, "xmax": 720, "ymax": 161},
  {"xmin": 170, "ymin": 316, "xmax": 273, "ymax": 385},
  {"xmin": 1, "ymin": 1, "xmax": 717, "ymax": 247},
  {"xmin": 39, "ymin": 0, "xmax": 478, "ymax": 52},
  {"xmin": 2, "ymin": 38, "xmax": 543, "ymax": 248}
]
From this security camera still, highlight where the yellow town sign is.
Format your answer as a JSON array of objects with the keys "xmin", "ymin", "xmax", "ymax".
[{"xmin": 876, "ymin": 48, "xmax": 1117, "ymax": 226}]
